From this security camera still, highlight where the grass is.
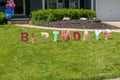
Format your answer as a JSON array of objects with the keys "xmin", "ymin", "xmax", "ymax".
[{"xmin": 0, "ymin": 25, "xmax": 120, "ymax": 80}]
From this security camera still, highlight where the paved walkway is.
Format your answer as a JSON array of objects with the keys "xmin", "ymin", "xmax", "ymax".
[
  {"xmin": 16, "ymin": 24, "xmax": 120, "ymax": 32},
  {"xmin": 104, "ymin": 21, "xmax": 120, "ymax": 28},
  {"xmin": 104, "ymin": 78, "xmax": 120, "ymax": 80}
]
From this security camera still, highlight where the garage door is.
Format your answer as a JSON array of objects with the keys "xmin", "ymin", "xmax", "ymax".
[{"xmin": 96, "ymin": 0, "xmax": 120, "ymax": 21}]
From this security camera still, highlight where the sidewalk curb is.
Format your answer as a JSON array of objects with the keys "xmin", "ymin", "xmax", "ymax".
[{"xmin": 15, "ymin": 24, "xmax": 120, "ymax": 32}]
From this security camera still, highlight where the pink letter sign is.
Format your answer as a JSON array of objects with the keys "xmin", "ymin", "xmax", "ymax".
[{"xmin": 61, "ymin": 30, "xmax": 70, "ymax": 41}]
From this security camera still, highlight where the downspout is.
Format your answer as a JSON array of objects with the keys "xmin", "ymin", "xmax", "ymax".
[
  {"xmin": 91, "ymin": 0, "xmax": 94, "ymax": 10},
  {"xmin": 42, "ymin": 0, "xmax": 45, "ymax": 9}
]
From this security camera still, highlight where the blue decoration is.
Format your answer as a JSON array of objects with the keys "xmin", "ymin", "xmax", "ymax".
[
  {"xmin": 95, "ymin": 30, "xmax": 102, "ymax": 40},
  {"xmin": 53, "ymin": 31, "xmax": 59, "ymax": 42},
  {"xmin": 4, "ymin": 0, "xmax": 15, "ymax": 19}
]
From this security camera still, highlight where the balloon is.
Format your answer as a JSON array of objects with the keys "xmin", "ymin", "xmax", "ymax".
[
  {"xmin": 95, "ymin": 30, "xmax": 102, "ymax": 40},
  {"xmin": 106, "ymin": 29, "xmax": 111, "ymax": 34},
  {"xmin": 5, "ymin": 8, "xmax": 13, "ymax": 19},
  {"xmin": 53, "ymin": 31, "xmax": 59, "ymax": 42},
  {"xmin": 103, "ymin": 31, "xmax": 108, "ymax": 35},
  {"xmin": 5, "ymin": 0, "xmax": 15, "ymax": 19},
  {"xmin": 103, "ymin": 29, "xmax": 111, "ymax": 40}
]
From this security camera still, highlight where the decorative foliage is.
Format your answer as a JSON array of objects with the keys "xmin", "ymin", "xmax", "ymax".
[
  {"xmin": 0, "ymin": 12, "xmax": 6, "ymax": 24},
  {"xmin": 31, "ymin": 9, "xmax": 96, "ymax": 24}
]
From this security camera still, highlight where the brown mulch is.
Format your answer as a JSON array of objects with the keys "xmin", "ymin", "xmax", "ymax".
[{"xmin": 38, "ymin": 20, "xmax": 120, "ymax": 29}]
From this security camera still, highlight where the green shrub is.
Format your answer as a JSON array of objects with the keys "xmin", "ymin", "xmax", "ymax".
[
  {"xmin": 31, "ymin": 9, "xmax": 96, "ymax": 24},
  {"xmin": 0, "ymin": 12, "xmax": 6, "ymax": 24}
]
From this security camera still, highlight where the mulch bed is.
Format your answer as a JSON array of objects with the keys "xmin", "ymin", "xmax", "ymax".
[{"xmin": 38, "ymin": 20, "xmax": 120, "ymax": 29}]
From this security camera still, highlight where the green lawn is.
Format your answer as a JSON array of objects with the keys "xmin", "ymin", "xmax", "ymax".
[{"xmin": 0, "ymin": 25, "xmax": 120, "ymax": 80}]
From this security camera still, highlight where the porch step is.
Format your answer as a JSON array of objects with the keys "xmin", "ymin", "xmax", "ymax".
[{"xmin": 8, "ymin": 17, "xmax": 30, "ymax": 24}]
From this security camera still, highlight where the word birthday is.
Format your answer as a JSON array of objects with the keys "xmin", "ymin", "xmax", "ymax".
[{"xmin": 20, "ymin": 29, "xmax": 111, "ymax": 43}]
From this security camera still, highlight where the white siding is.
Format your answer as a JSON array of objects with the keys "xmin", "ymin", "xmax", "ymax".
[{"xmin": 96, "ymin": 0, "xmax": 120, "ymax": 21}]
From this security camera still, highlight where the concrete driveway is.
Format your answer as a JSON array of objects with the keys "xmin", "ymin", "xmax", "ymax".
[
  {"xmin": 104, "ymin": 21, "xmax": 120, "ymax": 28},
  {"xmin": 104, "ymin": 78, "xmax": 120, "ymax": 80}
]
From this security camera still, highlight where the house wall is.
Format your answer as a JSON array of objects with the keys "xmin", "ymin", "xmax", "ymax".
[
  {"xmin": 44, "ymin": 0, "xmax": 92, "ymax": 9},
  {"xmin": 25, "ymin": 0, "xmax": 30, "ymax": 15},
  {"xmin": 30, "ymin": 0, "xmax": 42, "ymax": 11},
  {"xmin": 93, "ymin": 0, "xmax": 96, "ymax": 10},
  {"xmin": 79, "ymin": 0, "xmax": 91, "ymax": 9},
  {"xmin": 85, "ymin": 0, "xmax": 91, "ymax": 9},
  {"xmin": 96, "ymin": 0, "xmax": 120, "ymax": 21},
  {"xmin": 0, "ymin": 6, "xmax": 6, "ymax": 12},
  {"xmin": 0, "ymin": 0, "xmax": 6, "ymax": 12}
]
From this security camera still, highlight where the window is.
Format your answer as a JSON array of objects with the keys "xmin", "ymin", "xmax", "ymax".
[
  {"xmin": 48, "ymin": 0, "xmax": 57, "ymax": 9},
  {"xmin": 57, "ymin": 0, "xmax": 64, "ymax": 8},
  {"xmin": 69, "ymin": 0, "xmax": 79, "ymax": 8}
]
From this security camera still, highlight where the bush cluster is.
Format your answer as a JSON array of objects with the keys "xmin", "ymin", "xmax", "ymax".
[
  {"xmin": 0, "ymin": 12, "xmax": 6, "ymax": 24},
  {"xmin": 31, "ymin": 9, "xmax": 96, "ymax": 24}
]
